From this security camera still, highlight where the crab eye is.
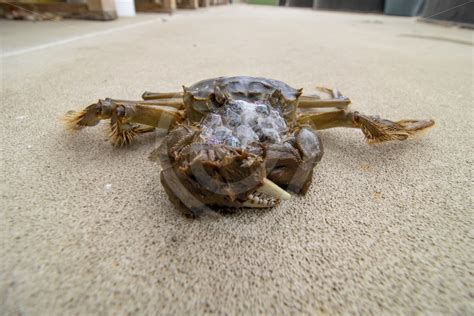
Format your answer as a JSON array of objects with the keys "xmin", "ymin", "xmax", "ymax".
[
  {"xmin": 210, "ymin": 93, "xmax": 227, "ymax": 107},
  {"xmin": 352, "ymin": 113, "xmax": 360, "ymax": 123},
  {"xmin": 116, "ymin": 106, "xmax": 125, "ymax": 117}
]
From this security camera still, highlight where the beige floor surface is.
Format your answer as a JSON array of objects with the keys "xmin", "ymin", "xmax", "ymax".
[{"xmin": 1, "ymin": 4, "xmax": 473, "ymax": 315}]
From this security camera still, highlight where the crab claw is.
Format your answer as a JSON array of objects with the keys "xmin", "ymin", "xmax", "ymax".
[
  {"xmin": 63, "ymin": 105, "xmax": 98, "ymax": 130},
  {"xmin": 63, "ymin": 100, "xmax": 112, "ymax": 130},
  {"xmin": 257, "ymin": 178, "xmax": 291, "ymax": 201},
  {"xmin": 241, "ymin": 179, "xmax": 291, "ymax": 209},
  {"xmin": 242, "ymin": 178, "xmax": 291, "ymax": 208},
  {"xmin": 157, "ymin": 125, "xmax": 295, "ymax": 215},
  {"xmin": 353, "ymin": 113, "xmax": 435, "ymax": 144}
]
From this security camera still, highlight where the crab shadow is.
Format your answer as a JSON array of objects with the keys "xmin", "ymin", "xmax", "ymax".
[
  {"xmin": 318, "ymin": 130, "xmax": 434, "ymax": 165},
  {"xmin": 152, "ymin": 189, "xmax": 277, "ymax": 220},
  {"xmin": 56, "ymin": 125, "xmax": 166, "ymax": 162}
]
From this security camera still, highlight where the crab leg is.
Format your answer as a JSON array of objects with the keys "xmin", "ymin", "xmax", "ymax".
[
  {"xmin": 115, "ymin": 98, "xmax": 185, "ymax": 110},
  {"xmin": 298, "ymin": 110, "xmax": 434, "ymax": 144},
  {"xmin": 298, "ymin": 96, "xmax": 351, "ymax": 109},
  {"xmin": 299, "ymin": 87, "xmax": 351, "ymax": 109},
  {"xmin": 142, "ymin": 91, "xmax": 183, "ymax": 100},
  {"xmin": 63, "ymin": 98, "xmax": 184, "ymax": 146}
]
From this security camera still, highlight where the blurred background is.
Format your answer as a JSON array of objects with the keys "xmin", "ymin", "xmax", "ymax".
[{"xmin": 1, "ymin": 0, "xmax": 473, "ymax": 25}]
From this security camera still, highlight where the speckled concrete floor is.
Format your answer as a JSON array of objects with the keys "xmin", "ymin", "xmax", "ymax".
[{"xmin": 1, "ymin": 5, "xmax": 473, "ymax": 315}]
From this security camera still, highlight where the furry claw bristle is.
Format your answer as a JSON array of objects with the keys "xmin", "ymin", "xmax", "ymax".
[
  {"xmin": 63, "ymin": 110, "xmax": 87, "ymax": 130},
  {"xmin": 108, "ymin": 123, "xmax": 137, "ymax": 147},
  {"xmin": 354, "ymin": 113, "xmax": 433, "ymax": 144}
]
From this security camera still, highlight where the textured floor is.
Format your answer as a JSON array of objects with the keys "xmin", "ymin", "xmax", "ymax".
[{"xmin": 1, "ymin": 5, "xmax": 473, "ymax": 315}]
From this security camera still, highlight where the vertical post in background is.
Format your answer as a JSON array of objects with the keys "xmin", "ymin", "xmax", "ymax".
[
  {"xmin": 163, "ymin": 0, "xmax": 177, "ymax": 11},
  {"xmin": 87, "ymin": 0, "xmax": 118, "ymax": 19}
]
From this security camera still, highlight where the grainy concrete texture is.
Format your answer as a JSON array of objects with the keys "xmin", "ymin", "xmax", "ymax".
[{"xmin": 1, "ymin": 5, "xmax": 473, "ymax": 315}]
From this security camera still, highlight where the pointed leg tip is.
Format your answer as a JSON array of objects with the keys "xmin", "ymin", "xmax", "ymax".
[{"xmin": 397, "ymin": 118, "xmax": 436, "ymax": 132}]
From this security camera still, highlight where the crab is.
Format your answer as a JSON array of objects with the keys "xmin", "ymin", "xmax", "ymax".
[{"xmin": 64, "ymin": 76, "xmax": 434, "ymax": 215}]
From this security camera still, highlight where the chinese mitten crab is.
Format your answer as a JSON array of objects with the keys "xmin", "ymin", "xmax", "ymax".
[{"xmin": 64, "ymin": 76, "xmax": 434, "ymax": 215}]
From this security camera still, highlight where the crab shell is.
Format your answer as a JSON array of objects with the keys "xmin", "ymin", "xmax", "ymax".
[
  {"xmin": 183, "ymin": 76, "xmax": 303, "ymax": 125},
  {"xmin": 158, "ymin": 76, "xmax": 323, "ymax": 215}
]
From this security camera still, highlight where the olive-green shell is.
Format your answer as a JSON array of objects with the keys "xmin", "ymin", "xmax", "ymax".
[
  {"xmin": 183, "ymin": 76, "xmax": 302, "ymax": 124},
  {"xmin": 187, "ymin": 76, "xmax": 301, "ymax": 102}
]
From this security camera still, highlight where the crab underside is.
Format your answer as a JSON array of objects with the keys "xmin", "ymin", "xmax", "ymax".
[{"xmin": 64, "ymin": 76, "xmax": 434, "ymax": 215}]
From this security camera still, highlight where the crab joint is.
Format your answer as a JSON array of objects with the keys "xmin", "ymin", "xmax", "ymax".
[{"xmin": 257, "ymin": 178, "xmax": 291, "ymax": 201}]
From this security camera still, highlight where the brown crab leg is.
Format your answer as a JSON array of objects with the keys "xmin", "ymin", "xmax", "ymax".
[
  {"xmin": 114, "ymin": 98, "xmax": 185, "ymax": 110},
  {"xmin": 298, "ymin": 109, "xmax": 434, "ymax": 144},
  {"xmin": 142, "ymin": 91, "xmax": 184, "ymax": 100},
  {"xmin": 299, "ymin": 87, "xmax": 351, "ymax": 109},
  {"xmin": 63, "ymin": 98, "xmax": 184, "ymax": 146},
  {"xmin": 298, "ymin": 96, "xmax": 351, "ymax": 109}
]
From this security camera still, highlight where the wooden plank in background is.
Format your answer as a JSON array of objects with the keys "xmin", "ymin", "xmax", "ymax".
[{"xmin": 0, "ymin": 0, "xmax": 117, "ymax": 20}]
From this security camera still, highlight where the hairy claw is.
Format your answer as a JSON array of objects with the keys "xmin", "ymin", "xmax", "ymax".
[
  {"xmin": 353, "ymin": 112, "xmax": 435, "ymax": 144},
  {"xmin": 63, "ymin": 104, "xmax": 101, "ymax": 130}
]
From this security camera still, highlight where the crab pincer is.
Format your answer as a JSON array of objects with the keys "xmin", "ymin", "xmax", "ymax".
[{"xmin": 64, "ymin": 98, "xmax": 184, "ymax": 146}]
